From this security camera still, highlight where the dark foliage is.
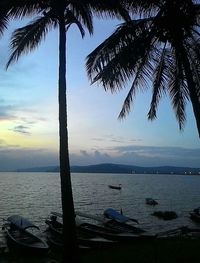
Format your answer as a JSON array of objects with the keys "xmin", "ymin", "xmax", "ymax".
[{"xmin": 86, "ymin": 0, "xmax": 200, "ymax": 137}]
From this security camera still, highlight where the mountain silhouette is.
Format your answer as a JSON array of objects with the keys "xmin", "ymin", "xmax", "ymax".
[{"xmin": 15, "ymin": 163, "xmax": 200, "ymax": 175}]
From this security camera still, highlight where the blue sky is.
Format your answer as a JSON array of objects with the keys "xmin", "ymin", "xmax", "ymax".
[{"xmin": 0, "ymin": 17, "xmax": 199, "ymax": 171}]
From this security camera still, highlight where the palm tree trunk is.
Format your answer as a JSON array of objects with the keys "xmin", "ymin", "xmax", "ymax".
[
  {"xmin": 179, "ymin": 44, "xmax": 200, "ymax": 138},
  {"xmin": 58, "ymin": 12, "xmax": 79, "ymax": 263}
]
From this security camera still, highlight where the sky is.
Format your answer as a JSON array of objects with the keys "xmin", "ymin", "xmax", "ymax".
[{"xmin": 0, "ymin": 17, "xmax": 199, "ymax": 171}]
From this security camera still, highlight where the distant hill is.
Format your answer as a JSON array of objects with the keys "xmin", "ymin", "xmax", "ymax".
[
  {"xmin": 71, "ymin": 163, "xmax": 200, "ymax": 175},
  {"xmin": 15, "ymin": 163, "xmax": 200, "ymax": 175}
]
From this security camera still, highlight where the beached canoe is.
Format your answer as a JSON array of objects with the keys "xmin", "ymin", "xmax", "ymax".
[
  {"xmin": 46, "ymin": 212, "xmax": 152, "ymax": 244},
  {"xmin": 45, "ymin": 212, "xmax": 117, "ymax": 249},
  {"xmin": 3, "ymin": 215, "xmax": 49, "ymax": 254}
]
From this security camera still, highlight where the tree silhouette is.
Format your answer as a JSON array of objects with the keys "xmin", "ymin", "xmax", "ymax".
[
  {"xmin": 86, "ymin": 0, "xmax": 200, "ymax": 137},
  {"xmin": 4, "ymin": 1, "xmax": 129, "ymax": 262}
]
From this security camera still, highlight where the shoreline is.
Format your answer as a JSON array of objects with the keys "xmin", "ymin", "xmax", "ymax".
[{"xmin": 1, "ymin": 237, "xmax": 200, "ymax": 263}]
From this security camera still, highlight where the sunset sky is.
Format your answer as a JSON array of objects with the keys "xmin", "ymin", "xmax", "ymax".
[{"xmin": 0, "ymin": 18, "xmax": 199, "ymax": 171}]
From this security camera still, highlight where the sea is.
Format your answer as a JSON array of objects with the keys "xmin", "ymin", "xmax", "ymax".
[{"xmin": 0, "ymin": 172, "xmax": 199, "ymax": 244}]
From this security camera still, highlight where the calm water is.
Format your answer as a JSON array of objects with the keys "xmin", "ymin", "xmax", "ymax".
[{"xmin": 0, "ymin": 172, "xmax": 199, "ymax": 241}]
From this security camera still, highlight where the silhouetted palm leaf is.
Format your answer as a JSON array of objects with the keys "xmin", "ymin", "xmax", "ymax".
[
  {"xmin": 87, "ymin": 19, "xmax": 153, "ymax": 89},
  {"xmin": 7, "ymin": 15, "xmax": 57, "ymax": 68},
  {"xmin": 65, "ymin": 9, "xmax": 85, "ymax": 37},
  {"xmin": 0, "ymin": 0, "xmax": 43, "ymax": 18},
  {"xmin": 0, "ymin": 11, "xmax": 9, "ymax": 35},
  {"xmin": 68, "ymin": 2, "xmax": 93, "ymax": 34},
  {"xmin": 87, "ymin": 0, "xmax": 200, "ymax": 137},
  {"xmin": 168, "ymin": 50, "xmax": 189, "ymax": 130},
  {"xmin": 147, "ymin": 45, "xmax": 168, "ymax": 120},
  {"xmin": 86, "ymin": 0, "xmax": 130, "ymax": 21}
]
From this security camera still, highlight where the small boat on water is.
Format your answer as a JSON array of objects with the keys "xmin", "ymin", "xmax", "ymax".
[
  {"xmin": 3, "ymin": 215, "xmax": 49, "ymax": 254},
  {"xmin": 145, "ymin": 198, "xmax": 158, "ymax": 206},
  {"xmin": 190, "ymin": 207, "xmax": 200, "ymax": 223},
  {"xmin": 108, "ymin": 184, "xmax": 122, "ymax": 190}
]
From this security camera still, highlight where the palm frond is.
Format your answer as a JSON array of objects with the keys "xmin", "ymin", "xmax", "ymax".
[
  {"xmin": 1, "ymin": 0, "xmax": 44, "ymax": 18},
  {"xmin": 178, "ymin": 39, "xmax": 200, "ymax": 136},
  {"xmin": 86, "ymin": 19, "xmax": 153, "ymax": 88},
  {"xmin": 86, "ymin": 0, "xmax": 130, "ymax": 21},
  {"xmin": 184, "ymin": 36, "xmax": 200, "ymax": 99},
  {"xmin": 69, "ymin": 1, "xmax": 93, "ymax": 34},
  {"xmin": 65, "ymin": 9, "xmax": 85, "ymax": 37},
  {"xmin": 6, "ymin": 14, "xmax": 58, "ymax": 68},
  {"xmin": 168, "ymin": 49, "xmax": 189, "ymax": 130},
  {"xmin": 118, "ymin": 49, "xmax": 154, "ymax": 119},
  {"xmin": 90, "ymin": 42, "xmax": 150, "ymax": 92},
  {"xmin": 0, "ymin": 10, "xmax": 9, "ymax": 36},
  {"xmin": 122, "ymin": 0, "xmax": 160, "ymax": 17},
  {"xmin": 91, "ymin": 38, "xmax": 153, "ymax": 91},
  {"xmin": 85, "ymin": 0, "xmax": 200, "ymax": 136},
  {"xmin": 148, "ymin": 43, "xmax": 168, "ymax": 120}
]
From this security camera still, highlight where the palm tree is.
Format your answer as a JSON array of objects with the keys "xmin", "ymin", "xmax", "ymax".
[
  {"xmin": 86, "ymin": 0, "xmax": 200, "ymax": 137},
  {"xmin": 4, "ymin": 1, "xmax": 130, "ymax": 262}
]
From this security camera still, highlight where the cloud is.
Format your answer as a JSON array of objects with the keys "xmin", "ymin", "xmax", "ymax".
[
  {"xmin": 0, "ymin": 146, "xmax": 58, "ymax": 171},
  {"xmin": 11, "ymin": 125, "xmax": 31, "ymax": 135},
  {"xmin": 92, "ymin": 137, "xmax": 104, "ymax": 142},
  {"xmin": 112, "ymin": 145, "xmax": 200, "ymax": 158},
  {"xmin": 0, "ymin": 53, "xmax": 39, "ymax": 91},
  {"xmin": 70, "ymin": 145, "xmax": 200, "ymax": 168},
  {"xmin": 0, "ymin": 143, "xmax": 198, "ymax": 171},
  {"xmin": 80, "ymin": 150, "xmax": 89, "ymax": 156},
  {"xmin": 92, "ymin": 134, "xmax": 142, "ymax": 144},
  {"xmin": 0, "ymin": 139, "xmax": 8, "ymax": 145},
  {"xmin": 0, "ymin": 98, "xmax": 49, "ymax": 135},
  {"xmin": 0, "ymin": 101, "xmax": 40, "ymax": 123},
  {"xmin": 108, "ymin": 145, "xmax": 200, "ymax": 167},
  {"xmin": 0, "ymin": 104, "xmax": 16, "ymax": 120},
  {"xmin": 70, "ymin": 150, "xmax": 112, "ymax": 166}
]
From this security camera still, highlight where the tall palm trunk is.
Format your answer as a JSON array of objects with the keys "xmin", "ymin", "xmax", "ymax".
[{"xmin": 58, "ymin": 12, "xmax": 79, "ymax": 263}]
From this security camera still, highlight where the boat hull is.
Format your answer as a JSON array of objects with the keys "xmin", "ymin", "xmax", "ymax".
[
  {"xmin": 6, "ymin": 229, "xmax": 49, "ymax": 254},
  {"xmin": 3, "ymin": 215, "xmax": 49, "ymax": 254},
  {"xmin": 46, "ymin": 219, "xmax": 116, "ymax": 249},
  {"xmin": 108, "ymin": 185, "xmax": 121, "ymax": 190},
  {"xmin": 77, "ymin": 222, "xmax": 153, "ymax": 242}
]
